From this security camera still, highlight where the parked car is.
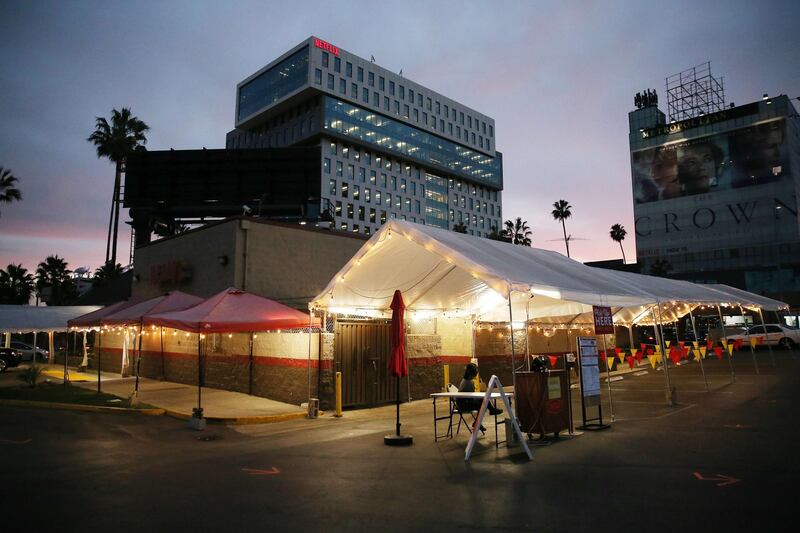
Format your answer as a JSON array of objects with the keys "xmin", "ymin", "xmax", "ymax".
[
  {"xmin": 723, "ymin": 324, "xmax": 800, "ymax": 349},
  {"xmin": 9, "ymin": 341, "xmax": 49, "ymax": 362},
  {"xmin": 0, "ymin": 348, "xmax": 23, "ymax": 372}
]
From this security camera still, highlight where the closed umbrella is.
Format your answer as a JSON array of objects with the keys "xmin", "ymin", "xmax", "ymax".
[{"xmin": 384, "ymin": 290, "xmax": 413, "ymax": 446}]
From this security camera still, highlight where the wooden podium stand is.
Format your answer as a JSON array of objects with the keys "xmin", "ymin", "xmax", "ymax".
[{"xmin": 514, "ymin": 371, "xmax": 570, "ymax": 438}]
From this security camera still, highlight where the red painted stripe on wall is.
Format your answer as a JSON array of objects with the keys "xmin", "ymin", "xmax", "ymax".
[{"xmin": 99, "ymin": 348, "xmax": 327, "ymax": 368}]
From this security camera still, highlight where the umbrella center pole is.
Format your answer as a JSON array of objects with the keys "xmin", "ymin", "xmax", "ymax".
[{"xmin": 396, "ymin": 376, "xmax": 401, "ymax": 436}]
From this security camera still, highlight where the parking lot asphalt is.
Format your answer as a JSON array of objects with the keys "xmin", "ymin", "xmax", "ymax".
[{"xmin": 1, "ymin": 349, "xmax": 798, "ymax": 532}]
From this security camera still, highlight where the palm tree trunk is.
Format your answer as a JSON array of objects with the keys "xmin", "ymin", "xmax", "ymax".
[
  {"xmin": 561, "ymin": 220, "xmax": 570, "ymax": 258},
  {"xmin": 111, "ymin": 161, "xmax": 122, "ymax": 265},
  {"xmin": 619, "ymin": 241, "xmax": 626, "ymax": 263},
  {"xmin": 105, "ymin": 170, "xmax": 116, "ymax": 264}
]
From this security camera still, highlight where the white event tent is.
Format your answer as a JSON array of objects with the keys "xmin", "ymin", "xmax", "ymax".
[{"xmin": 309, "ymin": 220, "xmax": 786, "ymax": 325}]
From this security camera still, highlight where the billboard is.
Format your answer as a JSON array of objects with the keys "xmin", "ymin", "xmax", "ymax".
[{"xmin": 632, "ymin": 119, "xmax": 788, "ymax": 204}]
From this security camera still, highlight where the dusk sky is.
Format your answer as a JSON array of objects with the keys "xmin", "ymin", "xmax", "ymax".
[{"xmin": 1, "ymin": 0, "xmax": 798, "ymax": 275}]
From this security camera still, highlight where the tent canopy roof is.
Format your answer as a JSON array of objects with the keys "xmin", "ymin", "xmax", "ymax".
[
  {"xmin": 67, "ymin": 298, "xmax": 143, "ymax": 328},
  {"xmin": 2, "ymin": 305, "xmax": 102, "ymax": 332},
  {"xmin": 101, "ymin": 291, "xmax": 204, "ymax": 326},
  {"xmin": 144, "ymin": 287, "xmax": 318, "ymax": 333},
  {"xmin": 310, "ymin": 220, "xmax": 786, "ymax": 320}
]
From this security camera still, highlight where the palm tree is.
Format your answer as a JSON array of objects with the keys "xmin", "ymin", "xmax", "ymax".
[
  {"xmin": 87, "ymin": 108, "xmax": 149, "ymax": 265},
  {"xmin": 35, "ymin": 255, "xmax": 77, "ymax": 305},
  {"xmin": 609, "ymin": 223, "xmax": 628, "ymax": 263},
  {"xmin": 452, "ymin": 222, "xmax": 467, "ymax": 234},
  {"xmin": 503, "ymin": 218, "xmax": 532, "ymax": 246},
  {"xmin": 487, "ymin": 225, "xmax": 511, "ymax": 243},
  {"xmin": 0, "ymin": 264, "xmax": 35, "ymax": 304},
  {"xmin": 93, "ymin": 261, "xmax": 124, "ymax": 287},
  {"xmin": 0, "ymin": 166, "xmax": 22, "ymax": 217},
  {"xmin": 551, "ymin": 199, "xmax": 573, "ymax": 257}
]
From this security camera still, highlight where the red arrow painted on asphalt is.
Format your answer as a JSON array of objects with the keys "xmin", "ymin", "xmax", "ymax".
[
  {"xmin": 693, "ymin": 472, "xmax": 740, "ymax": 486},
  {"xmin": 242, "ymin": 467, "xmax": 280, "ymax": 476}
]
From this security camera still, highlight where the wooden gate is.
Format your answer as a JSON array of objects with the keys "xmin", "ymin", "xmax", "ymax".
[{"xmin": 334, "ymin": 321, "xmax": 393, "ymax": 407}]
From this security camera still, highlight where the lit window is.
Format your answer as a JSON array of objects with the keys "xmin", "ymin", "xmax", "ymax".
[
  {"xmin": 323, "ymin": 158, "xmax": 331, "ymax": 174},
  {"xmin": 336, "ymin": 161, "xmax": 343, "ymax": 177},
  {"xmin": 341, "ymin": 181, "xmax": 348, "ymax": 197}
]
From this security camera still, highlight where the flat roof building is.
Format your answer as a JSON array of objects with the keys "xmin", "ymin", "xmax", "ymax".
[{"xmin": 226, "ymin": 36, "xmax": 504, "ymax": 237}]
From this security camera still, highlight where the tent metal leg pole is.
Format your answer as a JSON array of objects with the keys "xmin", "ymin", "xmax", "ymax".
[
  {"xmin": 758, "ymin": 308, "xmax": 776, "ymax": 367},
  {"xmin": 134, "ymin": 323, "xmax": 142, "ymax": 401},
  {"xmin": 688, "ymin": 310, "xmax": 708, "ymax": 392},
  {"xmin": 97, "ymin": 330, "xmax": 102, "ymax": 393},
  {"xmin": 739, "ymin": 305, "xmax": 759, "ymax": 375},
  {"xmin": 160, "ymin": 328, "xmax": 165, "ymax": 379},
  {"xmin": 249, "ymin": 332, "xmax": 254, "ymax": 396},
  {"xmin": 653, "ymin": 303, "xmax": 674, "ymax": 405},
  {"xmin": 507, "ymin": 289, "xmax": 517, "ymax": 395},
  {"xmin": 524, "ymin": 296, "xmax": 532, "ymax": 371},
  {"xmin": 600, "ymin": 334, "xmax": 615, "ymax": 421},
  {"xmin": 717, "ymin": 305, "xmax": 735, "ymax": 383}
]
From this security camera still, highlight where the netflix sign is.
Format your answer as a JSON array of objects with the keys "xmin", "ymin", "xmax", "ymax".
[{"xmin": 314, "ymin": 38, "xmax": 339, "ymax": 56}]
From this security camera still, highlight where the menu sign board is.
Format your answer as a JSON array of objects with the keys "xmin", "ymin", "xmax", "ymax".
[{"xmin": 578, "ymin": 337, "xmax": 601, "ymax": 406}]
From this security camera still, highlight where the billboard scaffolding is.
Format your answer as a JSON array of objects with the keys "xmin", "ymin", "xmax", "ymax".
[{"xmin": 665, "ymin": 62, "xmax": 725, "ymax": 122}]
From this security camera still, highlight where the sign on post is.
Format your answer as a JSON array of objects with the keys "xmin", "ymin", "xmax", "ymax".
[
  {"xmin": 577, "ymin": 336, "xmax": 610, "ymax": 430},
  {"xmin": 592, "ymin": 306, "xmax": 615, "ymax": 335}
]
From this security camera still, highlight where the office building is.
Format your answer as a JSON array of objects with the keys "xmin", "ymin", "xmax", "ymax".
[
  {"xmin": 226, "ymin": 36, "xmax": 504, "ymax": 237},
  {"xmin": 628, "ymin": 65, "xmax": 800, "ymax": 304}
]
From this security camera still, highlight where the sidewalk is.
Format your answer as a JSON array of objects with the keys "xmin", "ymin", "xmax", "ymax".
[{"xmin": 39, "ymin": 364, "xmax": 306, "ymax": 423}]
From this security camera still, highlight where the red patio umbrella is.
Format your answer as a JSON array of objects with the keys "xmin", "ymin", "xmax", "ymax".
[{"xmin": 384, "ymin": 290, "xmax": 413, "ymax": 446}]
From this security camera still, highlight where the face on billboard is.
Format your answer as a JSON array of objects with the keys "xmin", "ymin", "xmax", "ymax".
[{"xmin": 633, "ymin": 119, "xmax": 786, "ymax": 204}]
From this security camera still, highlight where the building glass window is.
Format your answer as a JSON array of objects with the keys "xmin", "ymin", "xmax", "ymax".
[
  {"xmin": 385, "ymin": 193, "xmax": 392, "ymax": 207},
  {"xmin": 315, "ymin": 69, "xmax": 322, "ymax": 85},
  {"xmin": 359, "ymin": 167, "xmax": 366, "ymax": 182},
  {"xmin": 370, "ymin": 208, "xmax": 377, "ymax": 223},
  {"xmin": 351, "ymin": 83, "xmax": 357, "ymax": 97},
  {"xmin": 362, "ymin": 87, "xmax": 369, "ymax": 103},
  {"xmin": 424, "ymin": 173, "xmax": 448, "ymax": 228},
  {"xmin": 323, "ymin": 158, "xmax": 331, "ymax": 174},
  {"xmin": 357, "ymin": 67, "xmax": 364, "ymax": 82},
  {"xmin": 375, "ymin": 190, "xmax": 381, "ymax": 204},
  {"xmin": 322, "ymin": 52, "xmax": 329, "ymax": 67},
  {"xmin": 389, "ymin": 81, "xmax": 395, "ymax": 95},
  {"xmin": 238, "ymin": 46, "xmax": 310, "ymax": 121},
  {"xmin": 405, "ymin": 198, "xmax": 411, "ymax": 212},
  {"xmin": 353, "ymin": 185, "xmax": 360, "ymax": 200},
  {"xmin": 373, "ymin": 92, "xmax": 379, "ymax": 106},
  {"xmin": 330, "ymin": 142, "xmax": 337, "ymax": 155},
  {"xmin": 400, "ymin": 178, "xmax": 407, "ymax": 192},
  {"xmin": 370, "ymin": 170, "xmax": 376, "ymax": 184},
  {"xmin": 435, "ymin": 101, "xmax": 440, "ymax": 114},
  {"xmin": 335, "ymin": 201, "xmax": 342, "ymax": 215},
  {"xmin": 341, "ymin": 181, "xmax": 348, "ymax": 197},
  {"xmin": 346, "ymin": 62, "xmax": 352, "ymax": 77},
  {"xmin": 334, "ymin": 57, "xmax": 341, "ymax": 73},
  {"xmin": 403, "ymin": 104, "xmax": 409, "ymax": 118},
  {"xmin": 410, "ymin": 182, "xmax": 416, "ymax": 195},
  {"xmin": 394, "ymin": 100, "xmax": 400, "ymax": 114},
  {"xmin": 347, "ymin": 203, "xmax": 353, "ymax": 219},
  {"xmin": 340, "ymin": 222, "xmax": 347, "ymax": 231},
  {"xmin": 384, "ymin": 96, "xmax": 389, "ymax": 110},
  {"xmin": 347, "ymin": 164, "xmax": 354, "ymax": 179},
  {"xmin": 381, "ymin": 211, "xmax": 387, "ymax": 223},
  {"xmin": 391, "ymin": 176, "xmax": 397, "ymax": 190},
  {"xmin": 365, "ymin": 188, "xmax": 371, "ymax": 202},
  {"xmin": 399, "ymin": 86, "xmax": 405, "ymax": 99},
  {"xmin": 368, "ymin": 71, "xmax": 374, "ymax": 87},
  {"xmin": 413, "ymin": 108, "xmax": 419, "ymax": 121},
  {"xmin": 327, "ymin": 73, "xmax": 334, "ymax": 90},
  {"xmin": 339, "ymin": 78, "xmax": 346, "ymax": 94},
  {"xmin": 358, "ymin": 205, "xmax": 364, "ymax": 221},
  {"xmin": 380, "ymin": 173, "xmax": 387, "ymax": 187},
  {"xmin": 352, "ymin": 224, "xmax": 359, "ymax": 233},
  {"xmin": 408, "ymin": 89, "xmax": 414, "ymax": 102},
  {"xmin": 329, "ymin": 179, "xmax": 336, "ymax": 195},
  {"xmin": 379, "ymin": 76, "xmax": 385, "ymax": 90},
  {"xmin": 336, "ymin": 161, "xmax": 343, "ymax": 177},
  {"xmin": 323, "ymin": 98, "xmax": 502, "ymax": 187}
]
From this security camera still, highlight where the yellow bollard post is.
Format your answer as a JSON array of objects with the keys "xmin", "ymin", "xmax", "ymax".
[
  {"xmin": 443, "ymin": 364, "xmax": 449, "ymax": 392},
  {"xmin": 335, "ymin": 371, "xmax": 343, "ymax": 417}
]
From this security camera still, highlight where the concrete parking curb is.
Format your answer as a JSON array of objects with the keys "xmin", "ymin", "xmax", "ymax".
[
  {"xmin": 162, "ymin": 409, "xmax": 317, "ymax": 425},
  {"xmin": 0, "ymin": 399, "xmax": 166, "ymax": 416}
]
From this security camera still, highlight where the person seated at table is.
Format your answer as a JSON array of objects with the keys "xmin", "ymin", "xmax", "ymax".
[{"xmin": 457, "ymin": 363, "xmax": 502, "ymax": 416}]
